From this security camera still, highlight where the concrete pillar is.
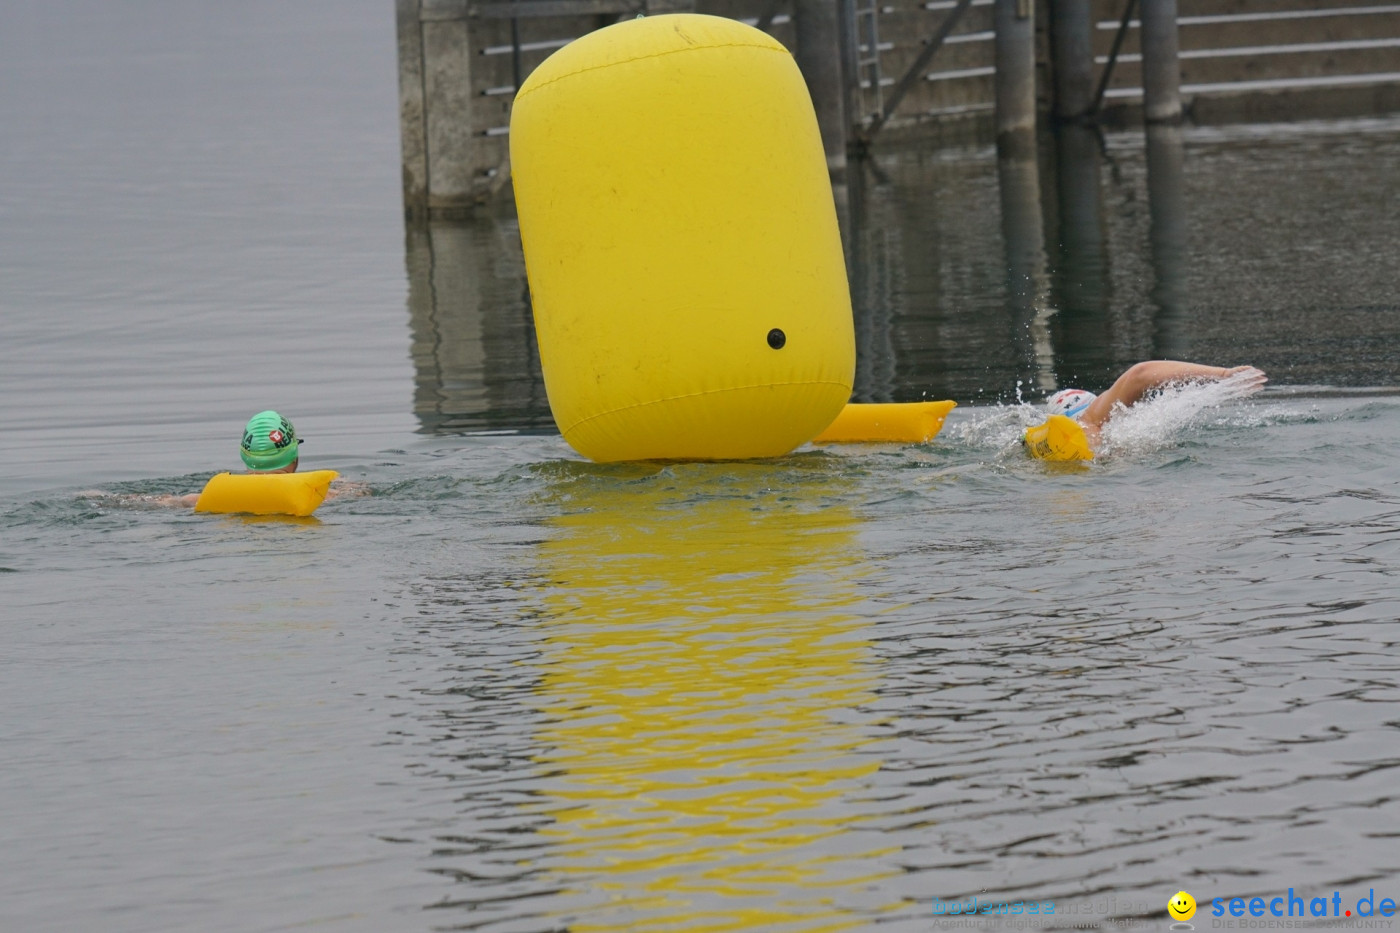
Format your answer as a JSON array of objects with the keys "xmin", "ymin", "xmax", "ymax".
[
  {"xmin": 836, "ymin": 0, "xmax": 863, "ymax": 145},
  {"xmin": 395, "ymin": 0, "xmax": 497, "ymax": 216},
  {"xmin": 994, "ymin": 0, "xmax": 1037, "ymax": 156},
  {"xmin": 396, "ymin": 0, "xmax": 429, "ymax": 219},
  {"xmin": 1049, "ymin": 0, "xmax": 1095, "ymax": 121},
  {"xmin": 793, "ymin": 0, "xmax": 849, "ymax": 172},
  {"xmin": 421, "ymin": 16, "xmax": 481, "ymax": 213},
  {"xmin": 1141, "ymin": 0, "xmax": 1183, "ymax": 124}
]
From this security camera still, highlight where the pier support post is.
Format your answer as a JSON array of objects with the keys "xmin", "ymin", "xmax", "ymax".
[
  {"xmin": 994, "ymin": 0, "xmax": 1037, "ymax": 156},
  {"xmin": 793, "ymin": 0, "xmax": 849, "ymax": 172},
  {"xmin": 396, "ymin": 0, "xmax": 496, "ymax": 216},
  {"xmin": 1049, "ymin": 0, "xmax": 1095, "ymax": 121},
  {"xmin": 396, "ymin": 0, "xmax": 429, "ymax": 218},
  {"xmin": 1140, "ymin": 0, "xmax": 1183, "ymax": 123},
  {"xmin": 397, "ymin": 0, "xmax": 698, "ymax": 215},
  {"xmin": 836, "ymin": 0, "xmax": 864, "ymax": 150}
]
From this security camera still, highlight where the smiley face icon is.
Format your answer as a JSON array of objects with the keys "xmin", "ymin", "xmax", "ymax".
[{"xmin": 1168, "ymin": 891, "xmax": 1197, "ymax": 921}]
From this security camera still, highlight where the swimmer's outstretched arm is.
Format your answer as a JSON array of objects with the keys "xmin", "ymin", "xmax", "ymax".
[
  {"xmin": 1080, "ymin": 362, "xmax": 1266, "ymax": 428},
  {"xmin": 76, "ymin": 491, "xmax": 200, "ymax": 508},
  {"xmin": 323, "ymin": 480, "xmax": 369, "ymax": 502},
  {"xmin": 82, "ymin": 478, "xmax": 366, "ymax": 510}
]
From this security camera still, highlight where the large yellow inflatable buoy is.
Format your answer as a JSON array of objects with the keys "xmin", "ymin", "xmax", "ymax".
[
  {"xmin": 510, "ymin": 14, "xmax": 855, "ymax": 462},
  {"xmin": 193, "ymin": 470, "xmax": 338, "ymax": 516}
]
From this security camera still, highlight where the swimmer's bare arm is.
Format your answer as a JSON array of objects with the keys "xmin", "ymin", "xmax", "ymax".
[
  {"xmin": 1079, "ymin": 362, "xmax": 1266, "ymax": 428},
  {"xmin": 77, "ymin": 491, "xmax": 200, "ymax": 507},
  {"xmin": 81, "ymin": 480, "xmax": 367, "ymax": 509},
  {"xmin": 323, "ymin": 480, "xmax": 369, "ymax": 501},
  {"xmin": 163, "ymin": 479, "xmax": 367, "ymax": 506},
  {"xmin": 158, "ymin": 479, "xmax": 366, "ymax": 506}
]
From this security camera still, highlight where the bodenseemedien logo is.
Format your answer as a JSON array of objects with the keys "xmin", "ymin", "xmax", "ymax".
[{"xmin": 931, "ymin": 896, "xmax": 1055, "ymax": 917}]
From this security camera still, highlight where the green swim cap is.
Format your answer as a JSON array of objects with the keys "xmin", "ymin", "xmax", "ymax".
[{"xmin": 239, "ymin": 410, "xmax": 300, "ymax": 471}]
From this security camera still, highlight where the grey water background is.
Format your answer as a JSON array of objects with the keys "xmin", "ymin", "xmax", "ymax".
[{"xmin": 3, "ymin": 2, "xmax": 1400, "ymax": 932}]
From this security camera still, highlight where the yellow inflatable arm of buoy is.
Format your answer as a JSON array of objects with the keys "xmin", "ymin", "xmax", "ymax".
[
  {"xmin": 1024, "ymin": 416, "xmax": 1094, "ymax": 461},
  {"xmin": 812, "ymin": 401, "xmax": 957, "ymax": 444},
  {"xmin": 193, "ymin": 470, "xmax": 339, "ymax": 516}
]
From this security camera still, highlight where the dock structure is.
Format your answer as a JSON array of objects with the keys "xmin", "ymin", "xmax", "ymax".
[
  {"xmin": 397, "ymin": 0, "xmax": 1400, "ymax": 214},
  {"xmin": 396, "ymin": 0, "xmax": 694, "ymax": 217}
]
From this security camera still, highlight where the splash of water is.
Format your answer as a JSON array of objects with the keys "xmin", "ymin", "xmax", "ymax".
[
  {"xmin": 942, "ymin": 402, "xmax": 1041, "ymax": 455},
  {"xmin": 1099, "ymin": 369, "xmax": 1267, "ymax": 456}
]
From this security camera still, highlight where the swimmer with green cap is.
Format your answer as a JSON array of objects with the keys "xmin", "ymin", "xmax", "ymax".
[
  {"xmin": 132, "ymin": 410, "xmax": 362, "ymax": 508},
  {"xmin": 240, "ymin": 410, "xmax": 302, "ymax": 473}
]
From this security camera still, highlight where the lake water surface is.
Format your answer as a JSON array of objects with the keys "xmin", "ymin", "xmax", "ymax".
[{"xmin": 3, "ymin": 3, "xmax": 1399, "ymax": 932}]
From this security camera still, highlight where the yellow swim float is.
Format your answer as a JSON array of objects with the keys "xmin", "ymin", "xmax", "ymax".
[
  {"xmin": 510, "ymin": 14, "xmax": 855, "ymax": 462},
  {"xmin": 1023, "ymin": 416, "xmax": 1094, "ymax": 461},
  {"xmin": 194, "ymin": 471, "xmax": 338, "ymax": 517}
]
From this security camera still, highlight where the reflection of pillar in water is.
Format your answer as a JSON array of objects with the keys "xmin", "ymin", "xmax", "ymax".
[
  {"xmin": 998, "ymin": 154, "xmax": 1057, "ymax": 392},
  {"xmin": 843, "ymin": 162, "xmax": 899, "ymax": 403},
  {"xmin": 532, "ymin": 466, "xmax": 891, "ymax": 931},
  {"xmin": 403, "ymin": 220, "xmax": 549, "ymax": 433},
  {"xmin": 1145, "ymin": 124, "xmax": 1188, "ymax": 360},
  {"xmin": 1049, "ymin": 124, "xmax": 1113, "ymax": 385}
]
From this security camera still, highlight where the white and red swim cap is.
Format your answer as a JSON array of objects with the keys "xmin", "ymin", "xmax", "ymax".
[{"xmin": 1045, "ymin": 389, "xmax": 1097, "ymax": 418}]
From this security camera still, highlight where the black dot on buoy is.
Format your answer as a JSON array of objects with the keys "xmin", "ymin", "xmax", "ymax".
[{"xmin": 767, "ymin": 328, "xmax": 786, "ymax": 349}]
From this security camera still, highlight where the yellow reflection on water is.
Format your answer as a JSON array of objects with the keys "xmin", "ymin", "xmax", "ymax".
[{"xmin": 533, "ymin": 464, "xmax": 894, "ymax": 932}]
